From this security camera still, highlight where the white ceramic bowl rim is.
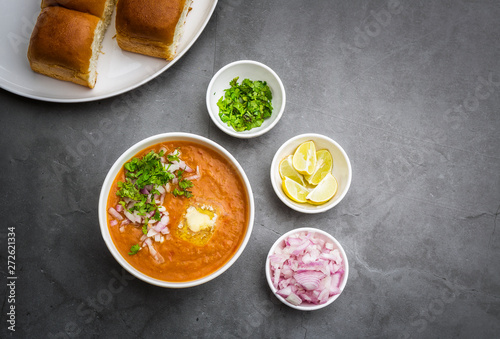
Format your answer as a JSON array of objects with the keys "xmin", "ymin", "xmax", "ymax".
[
  {"xmin": 98, "ymin": 132, "xmax": 255, "ymax": 288},
  {"xmin": 206, "ymin": 60, "xmax": 286, "ymax": 138},
  {"xmin": 270, "ymin": 133, "xmax": 352, "ymax": 214},
  {"xmin": 265, "ymin": 227, "xmax": 349, "ymax": 311}
]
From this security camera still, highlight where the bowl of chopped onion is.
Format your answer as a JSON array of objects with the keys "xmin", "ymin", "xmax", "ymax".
[
  {"xmin": 266, "ymin": 227, "xmax": 348, "ymax": 310},
  {"xmin": 206, "ymin": 60, "xmax": 286, "ymax": 138}
]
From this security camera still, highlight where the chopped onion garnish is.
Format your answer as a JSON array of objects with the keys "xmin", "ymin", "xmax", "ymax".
[
  {"xmin": 285, "ymin": 293, "xmax": 302, "ymax": 306},
  {"xmin": 113, "ymin": 148, "xmax": 199, "ymax": 264},
  {"xmin": 108, "ymin": 207, "xmax": 123, "ymax": 220},
  {"xmin": 157, "ymin": 185, "xmax": 166, "ymax": 195},
  {"xmin": 184, "ymin": 166, "xmax": 201, "ymax": 181},
  {"xmin": 269, "ymin": 231, "xmax": 344, "ymax": 306}
]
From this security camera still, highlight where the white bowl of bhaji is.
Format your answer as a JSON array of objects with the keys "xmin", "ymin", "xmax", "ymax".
[{"xmin": 99, "ymin": 133, "xmax": 255, "ymax": 288}]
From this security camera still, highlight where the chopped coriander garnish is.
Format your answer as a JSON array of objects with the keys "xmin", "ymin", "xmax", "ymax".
[
  {"xmin": 128, "ymin": 244, "xmax": 140, "ymax": 255},
  {"xmin": 173, "ymin": 172, "xmax": 193, "ymax": 197},
  {"xmin": 179, "ymin": 179, "xmax": 193, "ymax": 190},
  {"xmin": 177, "ymin": 170, "xmax": 184, "ymax": 179},
  {"xmin": 116, "ymin": 151, "xmax": 195, "ymax": 233},
  {"xmin": 217, "ymin": 77, "xmax": 273, "ymax": 132},
  {"xmin": 116, "ymin": 150, "xmax": 195, "ymax": 231},
  {"xmin": 172, "ymin": 181, "xmax": 193, "ymax": 198},
  {"xmin": 167, "ymin": 154, "xmax": 179, "ymax": 162}
]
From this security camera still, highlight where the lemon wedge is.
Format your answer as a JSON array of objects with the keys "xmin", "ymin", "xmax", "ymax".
[
  {"xmin": 292, "ymin": 141, "xmax": 317, "ymax": 176},
  {"xmin": 282, "ymin": 177, "xmax": 310, "ymax": 203},
  {"xmin": 279, "ymin": 155, "xmax": 306, "ymax": 185},
  {"xmin": 306, "ymin": 172, "xmax": 338, "ymax": 205},
  {"xmin": 304, "ymin": 149, "xmax": 333, "ymax": 185}
]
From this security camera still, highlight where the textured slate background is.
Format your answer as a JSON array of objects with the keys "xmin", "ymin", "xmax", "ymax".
[{"xmin": 1, "ymin": 0, "xmax": 499, "ymax": 338}]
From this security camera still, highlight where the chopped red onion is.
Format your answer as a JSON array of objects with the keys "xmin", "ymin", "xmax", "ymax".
[
  {"xmin": 157, "ymin": 185, "xmax": 166, "ymax": 195},
  {"xmin": 184, "ymin": 174, "xmax": 200, "ymax": 181},
  {"xmin": 184, "ymin": 166, "xmax": 200, "ymax": 181},
  {"xmin": 108, "ymin": 207, "xmax": 123, "ymax": 220},
  {"xmin": 294, "ymin": 271, "xmax": 325, "ymax": 291},
  {"xmin": 145, "ymin": 239, "xmax": 164, "ymax": 264},
  {"xmin": 147, "ymin": 228, "xmax": 158, "ymax": 237},
  {"xmin": 269, "ymin": 231, "xmax": 344, "ymax": 306},
  {"xmin": 285, "ymin": 293, "xmax": 302, "ymax": 306}
]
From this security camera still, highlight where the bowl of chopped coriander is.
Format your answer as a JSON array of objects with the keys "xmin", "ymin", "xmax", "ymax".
[{"xmin": 206, "ymin": 60, "xmax": 286, "ymax": 138}]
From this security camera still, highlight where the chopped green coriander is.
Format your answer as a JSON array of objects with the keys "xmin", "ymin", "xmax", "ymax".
[
  {"xmin": 179, "ymin": 179, "xmax": 193, "ymax": 190},
  {"xmin": 172, "ymin": 182, "xmax": 193, "ymax": 198},
  {"xmin": 167, "ymin": 154, "xmax": 179, "ymax": 162},
  {"xmin": 217, "ymin": 77, "xmax": 273, "ymax": 132},
  {"xmin": 116, "ymin": 150, "xmax": 195, "ymax": 230},
  {"xmin": 128, "ymin": 244, "xmax": 140, "ymax": 255},
  {"xmin": 177, "ymin": 170, "xmax": 184, "ymax": 179}
]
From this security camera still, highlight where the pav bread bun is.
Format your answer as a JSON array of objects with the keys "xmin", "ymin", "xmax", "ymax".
[
  {"xmin": 41, "ymin": 0, "xmax": 116, "ymax": 25},
  {"xmin": 27, "ymin": 6, "xmax": 107, "ymax": 88},
  {"xmin": 115, "ymin": 0, "xmax": 193, "ymax": 60}
]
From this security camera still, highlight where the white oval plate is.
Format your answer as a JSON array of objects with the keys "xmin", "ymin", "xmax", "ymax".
[{"xmin": 0, "ymin": 0, "xmax": 217, "ymax": 102}]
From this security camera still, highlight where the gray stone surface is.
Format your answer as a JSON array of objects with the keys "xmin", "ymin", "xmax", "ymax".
[{"xmin": 1, "ymin": 0, "xmax": 500, "ymax": 338}]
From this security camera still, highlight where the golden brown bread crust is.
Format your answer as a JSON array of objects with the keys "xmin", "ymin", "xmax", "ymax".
[
  {"xmin": 115, "ymin": 0, "xmax": 189, "ymax": 60},
  {"xmin": 27, "ymin": 7, "xmax": 100, "ymax": 88},
  {"xmin": 41, "ymin": 0, "xmax": 108, "ymax": 19},
  {"xmin": 116, "ymin": 35, "xmax": 175, "ymax": 60}
]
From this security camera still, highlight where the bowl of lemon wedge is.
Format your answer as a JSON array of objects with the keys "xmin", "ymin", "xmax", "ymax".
[{"xmin": 270, "ymin": 133, "xmax": 352, "ymax": 213}]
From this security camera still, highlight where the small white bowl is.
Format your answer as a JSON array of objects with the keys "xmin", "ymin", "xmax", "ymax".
[
  {"xmin": 270, "ymin": 133, "xmax": 352, "ymax": 213},
  {"xmin": 265, "ymin": 227, "xmax": 349, "ymax": 311},
  {"xmin": 206, "ymin": 60, "xmax": 286, "ymax": 138},
  {"xmin": 98, "ymin": 133, "xmax": 255, "ymax": 288}
]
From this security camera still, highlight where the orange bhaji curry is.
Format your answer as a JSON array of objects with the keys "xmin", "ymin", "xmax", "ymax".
[{"xmin": 106, "ymin": 141, "xmax": 250, "ymax": 282}]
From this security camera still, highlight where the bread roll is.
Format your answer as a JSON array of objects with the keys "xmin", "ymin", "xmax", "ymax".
[
  {"xmin": 41, "ymin": 0, "xmax": 116, "ymax": 25},
  {"xmin": 115, "ymin": 0, "xmax": 193, "ymax": 60},
  {"xmin": 27, "ymin": 6, "xmax": 107, "ymax": 88}
]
